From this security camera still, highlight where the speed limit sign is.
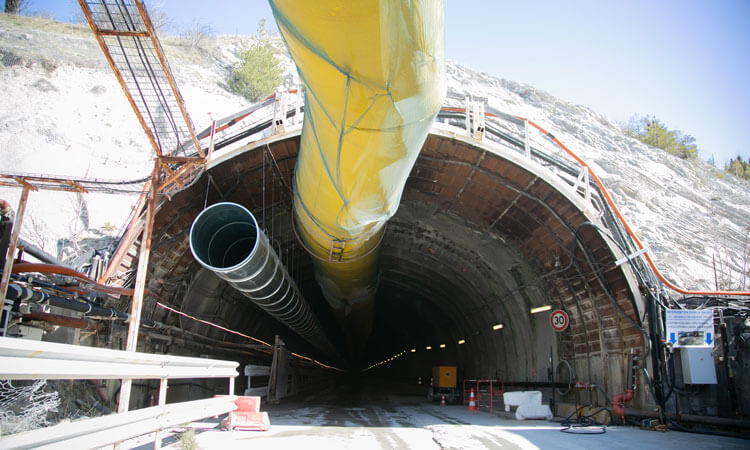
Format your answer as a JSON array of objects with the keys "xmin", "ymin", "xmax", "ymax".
[{"xmin": 550, "ymin": 310, "xmax": 569, "ymax": 332}]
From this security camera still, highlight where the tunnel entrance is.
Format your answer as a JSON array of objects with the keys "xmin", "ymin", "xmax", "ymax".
[{"xmin": 138, "ymin": 123, "xmax": 644, "ymax": 407}]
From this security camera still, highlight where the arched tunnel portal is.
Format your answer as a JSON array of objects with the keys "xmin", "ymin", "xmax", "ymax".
[{"xmin": 140, "ymin": 123, "xmax": 647, "ymax": 406}]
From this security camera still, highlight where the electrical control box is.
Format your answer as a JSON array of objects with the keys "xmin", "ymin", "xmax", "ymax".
[
  {"xmin": 432, "ymin": 366, "xmax": 457, "ymax": 388},
  {"xmin": 679, "ymin": 347, "xmax": 717, "ymax": 384}
]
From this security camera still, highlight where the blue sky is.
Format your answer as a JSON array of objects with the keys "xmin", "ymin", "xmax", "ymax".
[{"xmin": 27, "ymin": 0, "xmax": 750, "ymax": 166}]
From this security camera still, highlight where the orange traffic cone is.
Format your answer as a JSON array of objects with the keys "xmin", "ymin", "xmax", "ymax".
[
  {"xmin": 441, "ymin": 394, "xmax": 446, "ymax": 406},
  {"xmin": 468, "ymin": 388, "xmax": 477, "ymax": 412}
]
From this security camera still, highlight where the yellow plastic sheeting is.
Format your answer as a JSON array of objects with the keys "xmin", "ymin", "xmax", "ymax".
[{"xmin": 270, "ymin": 0, "xmax": 445, "ymax": 357}]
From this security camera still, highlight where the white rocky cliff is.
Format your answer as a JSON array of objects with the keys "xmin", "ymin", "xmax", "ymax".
[{"xmin": 0, "ymin": 14, "xmax": 747, "ymax": 291}]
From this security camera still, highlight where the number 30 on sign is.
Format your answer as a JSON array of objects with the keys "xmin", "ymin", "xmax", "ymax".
[{"xmin": 550, "ymin": 310, "xmax": 569, "ymax": 332}]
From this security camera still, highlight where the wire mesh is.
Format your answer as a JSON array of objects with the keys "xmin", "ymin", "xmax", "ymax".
[
  {"xmin": 83, "ymin": 0, "xmax": 198, "ymax": 158},
  {"xmin": 0, "ymin": 380, "xmax": 60, "ymax": 435},
  {"xmin": 0, "ymin": 172, "xmax": 147, "ymax": 194}
]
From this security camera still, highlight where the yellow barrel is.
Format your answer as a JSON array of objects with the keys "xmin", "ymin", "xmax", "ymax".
[{"xmin": 270, "ymin": 0, "xmax": 446, "ymax": 359}]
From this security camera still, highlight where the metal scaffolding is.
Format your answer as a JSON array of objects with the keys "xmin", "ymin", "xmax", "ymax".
[{"xmin": 79, "ymin": 0, "xmax": 202, "ymax": 159}]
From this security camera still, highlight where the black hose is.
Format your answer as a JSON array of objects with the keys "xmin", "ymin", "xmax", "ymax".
[
  {"xmin": 5, "ymin": 283, "xmax": 170, "ymax": 330},
  {"xmin": 638, "ymin": 367, "xmax": 659, "ymax": 406},
  {"xmin": 16, "ymin": 238, "xmax": 67, "ymax": 266},
  {"xmin": 667, "ymin": 418, "xmax": 750, "ymax": 440},
  {"xmin": 6, "ymin": 284, "xmax": 128, "ymax": 320},
  {"xmin": 558, "ymin": 407, "xmax": 610, "ymax": 434}
]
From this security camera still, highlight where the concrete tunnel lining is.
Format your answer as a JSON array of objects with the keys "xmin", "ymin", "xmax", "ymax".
[
  {"xmin": 138, "ymin": 124, "xmax": 645, "ymax": 399},
  {"xmin": 377, "ymin": 202, "xmax": 545, "ymax": 380}
]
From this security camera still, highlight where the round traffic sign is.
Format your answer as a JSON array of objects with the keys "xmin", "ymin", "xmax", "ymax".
[{"xmin": 550, "ymin": 309, "xmax": 569, "ymax": 332}]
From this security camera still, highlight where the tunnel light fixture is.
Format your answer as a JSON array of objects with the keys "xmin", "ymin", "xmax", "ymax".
[
  {"xmin": 530, "ymin": 305, "xmax": 552, "ymax": 314},
  {"xmin": 492, "ymin": 323, "xmax": 504, "ymax": 330},
  {"xmin": 426, "ymin": 346, "xmax": 432, "ymax": 350},
  {"xmin": 439, "ymin": 344, "xmax": 446, "ymax": 349},
  {"xmin": 410, "ymin": 348, "xmax": 416, "ymax": 353},
  {"xmin": 458, "ymin": 339, "xmax": 466, "ymax": 345}
]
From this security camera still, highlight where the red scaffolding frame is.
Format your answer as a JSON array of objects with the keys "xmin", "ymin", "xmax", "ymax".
[{"xmin": 462, "ymin": 379, "xmax": 505, "ymax": 414}]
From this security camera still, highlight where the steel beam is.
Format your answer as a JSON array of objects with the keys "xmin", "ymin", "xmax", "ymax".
[
  {"xmin": 118, "ymin": 161, "xmax": 159, "ymax": 414},
  {"xmin": 0, "ymin": 185, "xmax": 31, "ymax": 302},
  {"xmin": 0, "ymin": 336, "xmax": 238, "ymax": 380}
]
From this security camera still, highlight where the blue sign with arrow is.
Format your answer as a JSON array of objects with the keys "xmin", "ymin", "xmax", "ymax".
[{"xmin": 665, "ymin": 309, "xmax": 714, "ymax": 348}]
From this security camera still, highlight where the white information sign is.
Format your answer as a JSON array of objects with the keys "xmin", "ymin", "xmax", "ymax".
[{"xmin": 665, "ymin": 309, "xmax": 714, "ymax": 348}]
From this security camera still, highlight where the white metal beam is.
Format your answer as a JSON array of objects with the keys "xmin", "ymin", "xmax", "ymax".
[
  {"xmin": 0, "ymin": 356, "xmax": 237, "ymax": 380},
  {"xmin": 0, "ymin": 337, "xmax": 238, "ymax": 373},
  {"xmin": 0, "ymin": 396, "xmax": 237, "ymax": 450}
]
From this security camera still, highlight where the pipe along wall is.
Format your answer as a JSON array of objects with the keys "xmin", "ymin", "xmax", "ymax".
[
  {"xmin": 189, "ymin": 202, "xmax": 337, "ymax": 358},
  {"xmin": 269, "ymin": 0, "xmax": 446, "ymax": 359}
]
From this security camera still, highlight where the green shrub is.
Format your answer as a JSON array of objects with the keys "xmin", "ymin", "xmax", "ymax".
[
  {"xmin": 725, "ymin": 155, "xmax": 750, "ymax": 180},
  {"xmin": 621, "ymin": 114, "xmax": 698, "ymax": 160},
  {"xmin": 179, "ymin": 428, "xmax": 197, "ymax": 450},
  {"xmin": 228, "ymin": 19, "xmax": 283, "ymax": 102}
]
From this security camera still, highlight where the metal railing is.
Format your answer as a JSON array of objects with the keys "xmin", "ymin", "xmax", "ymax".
[
  {"xmin": 440, "ymin": 94, "xmax": 651, "ymax": 284},
  {"xmin": 0, "ymin": 336, "xmax": 239, "ymax": 450}
]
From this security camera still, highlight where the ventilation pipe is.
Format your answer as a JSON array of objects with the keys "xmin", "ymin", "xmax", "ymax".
[
  {"xmin": 269, "ymin": 0, "xmax": 446, "ymax": 358},
  {"xmin": 189, "ymin": 202, "xmax": 336, "ymax": 357}
]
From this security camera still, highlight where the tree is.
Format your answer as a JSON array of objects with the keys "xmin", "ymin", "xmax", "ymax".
[
  {"xmin": 621, "ymin": 114, "xmax": 698, "ymax": 160},
  {"xmin": 5, "ymin": 0, "xmax": 30, "ymax": 14},
  {"xmin": 182, "ymin": 21, "xmax": 214, "ymax": 51},
  {"xmin": 725, "ymin": 155, "xmax": 750, "ymax": 180},
  {"xmin": 228, "ymin": 19, "xmax": 283, "ymax": 102}
]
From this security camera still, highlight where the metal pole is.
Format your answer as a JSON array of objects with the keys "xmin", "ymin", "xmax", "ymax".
[
  {"xmin": 524, "ymin": 120, "xmax": 530, "ymax": 159},
  {"xmin": 267, "ymin": 335, "xmax": 281, "ymax": 405},
  {"xmin": 118, "ymin": 161, "xmax": 159, "ymax": 414},
  {"xmin": 154, "ymin": 378, "xmax": 168, "ymax": 450},
  {"xmin": 1, "ymin": 185, "xmax": 31, "ymax": 302},
  {"xmin": 206, "ymin": 120, "xmax": 217, "ymax": 161},
  {"xmin": 550, "ymin": 346, "xmax": 555, "ymax": 417},
  {"xmin": 490, "ymin": 380, "xmax": 493, "ymax": 415}
]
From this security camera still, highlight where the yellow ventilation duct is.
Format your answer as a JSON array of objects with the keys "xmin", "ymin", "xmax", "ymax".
[{"xmin": 269, "ymin": 0, "xmax": 446, "ymax": 358}]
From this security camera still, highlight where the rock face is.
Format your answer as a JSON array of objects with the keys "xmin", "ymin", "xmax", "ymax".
[{"xmin": 1, "ymin": 14, "xmax": 747, "ymax": 290}]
